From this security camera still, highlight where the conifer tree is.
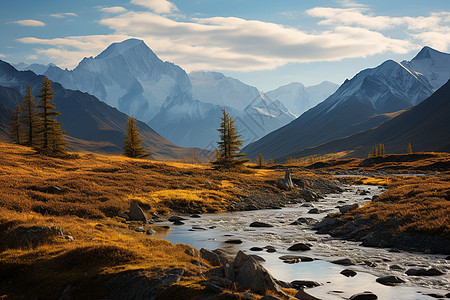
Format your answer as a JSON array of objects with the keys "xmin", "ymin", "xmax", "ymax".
[
  {"xmin": 256, "ymin": 152, "xmax": 264, "ymax": 167},
  {"xmin": 212, "ymin": 108, "xmax": 249, "ymax": 170},
  {"xmin": 21, "ymin": 84, "xmax": 38, "ymax": 147},
  {"xmin": 124, "ymin": 117, "xmax": 150, "ymax": 158},
  {"xmin": 36, "ymin": 76, "xmax": 67, "ymax": 156},
  {"xmin": 407, "ymin": 142, "xmax": 413, "ymax": 154},
  {"xmin": 9, "ymin": 100, "xmax": 22, "ymax": 144}
]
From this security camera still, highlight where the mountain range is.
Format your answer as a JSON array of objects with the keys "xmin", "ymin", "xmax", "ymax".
[
  {"xmin": 29, "ymin": 39, "xmax": 335, "ymax": 149},
  {"xmin": 289, "ymin": 79, "xmax": 450, "ymax": 159},
  {"xmin": 0, "ymin": 60, "xmax": 205, "ymax": 160},
  {"xmin": 243, "ymin": 46, "xmax": 450, "ymax": 160}
]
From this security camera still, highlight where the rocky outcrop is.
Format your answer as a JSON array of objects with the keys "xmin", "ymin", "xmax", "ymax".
[
  {"xmin": 13, "ymin": 225, "xmax": 68, "ymax": 245},
  {"xmin": 106, "ymin": 269, "xmax": 185, "ymax": 300},
  {"xmin": 203, "ymin": 251, "xmax": 284, "ymax": 296},
  {"xmin": 277, "ymin": 170, "xmax": 294, "ymax": 190},
  {"xmin": 128, "ymin": 201, "xmax": 147, "ymax": 222},
  {"xmin": 200, "ymin": 248, "xmax": 230, "ymax": 266}
]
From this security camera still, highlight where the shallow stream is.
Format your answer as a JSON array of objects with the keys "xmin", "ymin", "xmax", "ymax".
[{"xmin": 151, "ymin": 184, "xmax": 449, "ymax": 299}]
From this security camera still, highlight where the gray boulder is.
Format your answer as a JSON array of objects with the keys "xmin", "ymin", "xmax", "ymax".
[
  {"xmin": 200, "ymin": 248, "xmax": 229, "ymax": 266},
  {"xmin": 128, "ymin": 200, "xmax": 147, "ymax": 222},
  {"xmin": 376, "ymin": 276, "xmax": 405, "ymax": 286},
  {"xmin": 288, "ymin": 243, "xmax": 311, "ymax": 251},
  {"xmin": 340, "ymin": 269, "xmax": 357, "ymax": 277},
  {"xmin": 339, "ymin": 204, "xmax": 359, "ymax": 213},
  {"xmin": 250, "ymin": 222, "xmax": 274, "ymax": 228},
  {"xmin": 331, "ymin": 258, "xmax": 355, "ymax": 266},
  {"xmin": 277, "ymin": 169, "xmax": 294, "ymax": 191},
  {"xmin": 226, "ymin": 251, "xmax": 282, "ymax": 294},
  {"xmin": 349, "ymin": 291, "xmax": 378, "ymax": 300},
  {"xmin": 405, "ymin": 268, "xmax": 444, "ymax": 276},
  {"xmin": 290, "ymin": 280, "xmax": 321, "ymax": 289}
]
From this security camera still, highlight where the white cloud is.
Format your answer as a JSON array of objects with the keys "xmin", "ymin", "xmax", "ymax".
[
  {"xmin": 11, "ymin": 19, "xmax": 45, "ymax": 27},
  {"xmin": 307, "ymin": 6, "xmax": 450, "ymax": 52},
  {"xmin": 307, "ymin": 7, "xmax": 404, "ymax": 30},
  {"xmin": 27, "ymin": 54, "xmax": 38, "ymax": 60},
  {"xmin": 18, "ymin": 35, "xmax": 131, "ymax": 68},
  {"xmin": 0, "ymin": 54, "xmax": 6, "ymax": 58},
  {"xmin": 99, "ymin": 6, "xmax": 128, "ymax": 14},
  {"xmin": 96, "ymin": 11, "xmax": 412, "ymax": 71},
  {"xmin": 50, "ymin": 12, "xmax": 78, "ymax": 18},
  {"xmin": 15, "ymin": 2, "xmax": 450, "ymax": 71},
  {"xmin": 130, "ymin": 0, "xmax": 177, "ymax": 14}
]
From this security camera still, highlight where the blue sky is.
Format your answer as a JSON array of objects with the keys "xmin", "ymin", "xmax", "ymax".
[{"xmin": 1, "ymin": 0, "xmax": 449, "ymax": 90}]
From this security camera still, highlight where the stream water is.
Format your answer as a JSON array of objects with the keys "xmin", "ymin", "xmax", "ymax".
[{"xmin": 150, "ymin": 184, "xmax": 449, "ymax": 299}]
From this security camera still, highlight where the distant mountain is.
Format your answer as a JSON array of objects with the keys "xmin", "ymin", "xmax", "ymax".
[
  {"xmin": 189, "ymin": 71, "xmax": 260, "ymax": 111},
  {"xmin": 243, "ymin": 47, "xmax": 450, "ymax": 160},
  {"xmin": 287, "ymin": 79, "xmax": 450, "ymax": 159},
  {"xmin": 149, "ymin": 91, "xmax": 295, "ymax": 148},
  {"xmin": 14, "ymin": 62, "xmax": 55, "ymax": 75},
  {"xmin": 45, "ymin": 39, "xmax": 192, "ymax": 122},
  {"xmin": 265, "ymin": 81, "xmax": 338, "ymax": 117},
  {"xmin": 0, "ymin": 60, "xmax": 204, "ymax": 160},
  {"xmin": 42, "ymin": 39, "xmax": 295, "ymax": 148}
]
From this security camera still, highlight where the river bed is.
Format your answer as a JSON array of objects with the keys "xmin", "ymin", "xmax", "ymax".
[{"xmin": 150, "ymin": 184, "xmax": 449, "ymax": 299}]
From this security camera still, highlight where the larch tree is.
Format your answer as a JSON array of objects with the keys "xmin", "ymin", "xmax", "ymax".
[
  {"xmin": 212, "ymin": 108, "xmax": 249, "ymax": 170},
  {"xmin": 407, "ymin": 142, "xmax": 413, "ymax": 154},
  {"xmin": 36, "ymin": 76, "xmax": 67, "ymax": 156},
  {"xmin": 256, "ymin": 152, "xmax": 264, "ymax": 167},
  {"xmin": 124, "ymin": 117, "xmax": 151, "ymax": 158},
  {"xmin": 21, "ymin": 84, "xmax": 38, "ymax": 147},
  {"xmin": 9, "ymin": 100, "xmax": 22, "ymax": 144}
]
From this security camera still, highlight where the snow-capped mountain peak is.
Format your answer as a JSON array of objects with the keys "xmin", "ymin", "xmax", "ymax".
[
  {"xmin": 401, "ymin": 46, "xmax": 450, "ymax": 90},
  {"xmin": 95, "ymin": 38, "xmax": 157, "ymax": 61}
]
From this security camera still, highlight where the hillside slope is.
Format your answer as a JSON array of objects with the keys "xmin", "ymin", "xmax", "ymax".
[
  {"xmin": 0, "ymin": 60, "xmax": 204, "ymax": 160},
  {"xmin": 287, "ymin": 79, "xmax": 450, "ymax": 159}
]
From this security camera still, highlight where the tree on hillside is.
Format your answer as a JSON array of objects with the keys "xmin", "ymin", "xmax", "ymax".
[
  {"xmin": 256, "ymin": 153, "xmax": 264, "ymax": 167},
  {"xmin": 124, "ymin": 117, "xmax": 151, "ymax": 158},
  {"xmin": 212, "ymin": 108, "xmax": 249, "ymax": 170},
  {"xmin": 35, "ymin": 76, "xmax": 67, "ymax": 156},
  {"xmin": 21, "ymin": 84, "xmax": 38, "ymax": 147},
  {"xmin": 407, "ymin": 142, "xmax": 413, "ymax": 154},
  {"xmin": 371, "ymin": 143, "xmax": 386, "ymax": 157},
  {"xmin": 9, "ymin": 100, "xmax": 23, "ymax": 144}
]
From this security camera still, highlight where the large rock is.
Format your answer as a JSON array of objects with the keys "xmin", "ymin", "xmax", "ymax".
[
  {"xmin": 349, "ymin": 291, "xmax": 378, "ymax": 300},
  {"xmin": 106, "ymin": 269, "xmax": 184, "ymax": 300},
  {"xmin": 200, "ymin": 248, "xmax": 229, "ymax": 266},
  {"xmin": 376, "ymin": 276, "xmax": 405, "ymax": 286},
  {"xmin": 250, "ymin": 222, "xmax": 274, "ymax": 228},
  {"xmin": 290, "ymin": 280, "xmax": 321, "ymax": 289},
  {"xmin": 405, "ymin": 268, "xmax": 444, "ymax": 276},
  {"xmin": 226, "ymin": 251, "xmax": 282, "ymax": 294},
  {"xmin": 13, "ymin": 225, "xmax": 63, "ymax": 245},
  {"xmin": 277, "ymin": 169, "xmax": 294, "ymax": 191},
  {"xmin": 287, "ymin": 243, "xmax": 311, "ymax": 251},
  {"xmin": 294, "ymin": 289, "xmax": 321, "ymax": 300},
  {"xmin": 128, "ymin": 200, "xmax": 147, "ymax": 222},
  {"xmin": 330, "ymin": 258, "xmax": 355, "ymax": 266},
  {"xmin": 339, "ymin": 204, "xmax": 359, "ymax": 213}
]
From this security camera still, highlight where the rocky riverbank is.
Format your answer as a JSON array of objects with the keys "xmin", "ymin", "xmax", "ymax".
[{"xmin": 314, "ymin": 214, "xmax": 450, "ymax": 254}]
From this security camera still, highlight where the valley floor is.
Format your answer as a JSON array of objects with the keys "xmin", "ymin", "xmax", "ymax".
[{"xmin": 0, "ymin": 142, "xmax": 449, "ymax": 299}]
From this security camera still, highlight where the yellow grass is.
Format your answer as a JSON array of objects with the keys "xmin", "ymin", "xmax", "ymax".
[
  {"xmin": 0, "ymin": 142, "xmax": 319, "ymax": 299},
  {"xmin": 347, "ymin": 175, "xmax": 450, "ymax": 237}
]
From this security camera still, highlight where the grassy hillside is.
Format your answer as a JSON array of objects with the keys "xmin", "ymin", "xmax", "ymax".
[{"xmin": 0, "ymin": 142, "xmax": 316, "ymax": 299}]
